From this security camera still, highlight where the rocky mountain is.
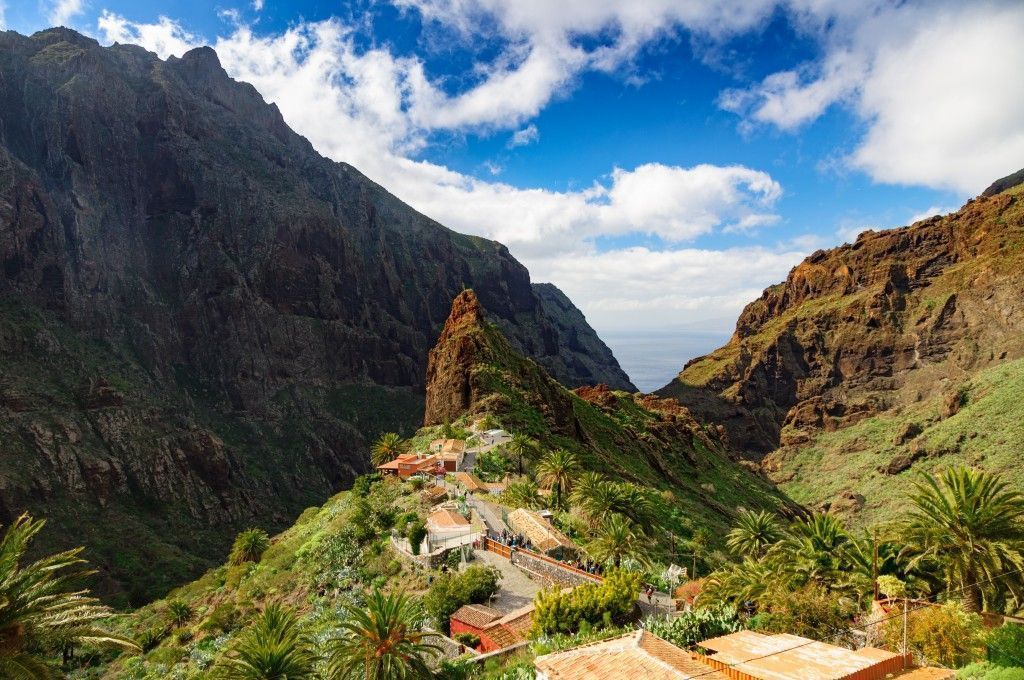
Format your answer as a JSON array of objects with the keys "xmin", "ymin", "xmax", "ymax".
[
  {"xmin": 658, "ymin": 169, "xmax": 1024, "ymax": 525},
  {"xmin": 0, "ymin": 28, "xmax": 631, "ymax": 604},
  {"xmin": 424, "ymin": 289, "xmax": 790, "ymax": 532}
]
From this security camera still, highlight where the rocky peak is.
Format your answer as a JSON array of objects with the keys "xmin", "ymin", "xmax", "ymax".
[
  {"xmin": 658, "ymin": 178, "xmax": 1024, "ymax": 456},
  {"xmin": 423, "ymin": 289, "xmax": 492, "ymax": 426}
]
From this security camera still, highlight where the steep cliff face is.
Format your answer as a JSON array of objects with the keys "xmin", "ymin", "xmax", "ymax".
[
  {"xmin": 657, "ymin": 170, "xmax": 1024, "ymax": 525},
  {"xmin": 424, "ymin": 290, "xmax": 791, "ymax": 529},
  {"xmin": 0, "ymin": 28, "xmax": 629, "ymax": 603}
]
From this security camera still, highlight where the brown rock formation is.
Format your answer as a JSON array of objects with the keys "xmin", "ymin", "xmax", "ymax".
[{"xmin": 658, "ymin": 180, "xmax": 1024, "ymax": 458}]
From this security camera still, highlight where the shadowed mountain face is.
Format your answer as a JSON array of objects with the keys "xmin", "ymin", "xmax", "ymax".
[
  {"xmin": 0, "ymin": 28, "xmax": 631, "ymax": 604},
  {"xmin": 657, "ymin": 168, "xmax": 1024, "ymax": 525}
]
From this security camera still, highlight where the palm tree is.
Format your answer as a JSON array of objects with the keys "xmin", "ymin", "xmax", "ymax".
[
  {"xmin": 704, "ymin": 558, "xmax": 789, "ymax": 606},
  {"xmin": 536, "ymin": 449, "xmax": 580, "ymax": 510},
  {"xmin": 587, "ymin": 514, "xmax": 648, "ymax": 569},
  {"xmin": 218, "ymin": 603, "xmax": 316, "ymax": 679},
  {"xmin": 726, "ymin": 509, "xmax": 781, "ymax": 558},
  {"xmin": 505, "ymin": 434, "xmax": 536, "ymax": 475},
  {"xmin": 778, "ymin": 512, "xmax": 851, "ymax": 591},
  {"xmin": 905, "ymin": 466, "xmax": 1024, "ymax": 612},
  {"xmin": 371, "ymin": 432, "xmax": 407, "ymax": 467},
  {"xmin": 167, "ymin": 600, "xmax": 194, "ymax": 628},
  {"xmin": 230, "ymin": 528, "xmax": 271, "ymax": 565},
  {"xmin": 326, "ymin": 589, "xmax": 440, "ymax": 679},
  {"xmin": 0, "ymin": 514, "xmax": 138, "ymax": 679},
  {"xmin": 502, "ymin": 478, "xmax": 543, "ymax": 509}
]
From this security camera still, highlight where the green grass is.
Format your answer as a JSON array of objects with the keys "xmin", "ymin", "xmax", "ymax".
[{"xmin": 773, "ymin": 358, "xmax": 1024, "ymax": 529}]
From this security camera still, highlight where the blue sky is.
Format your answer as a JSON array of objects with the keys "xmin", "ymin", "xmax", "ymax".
[{"xmin": 4, "ymin": 0, "xmax": 1024, "ymax": 388}]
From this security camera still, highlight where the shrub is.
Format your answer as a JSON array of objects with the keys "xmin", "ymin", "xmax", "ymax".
[
  {"xmin": 446, "ymin": 549, "xmax": 463, "ymax": 570},
  {"xmin": 409, "ymin": 476, "xmax": 426, "ymax": 491},
  {"xmin": 453, "ymin": 632, "xmax": 480, "ymax": 648},
  {"xmin": 407, "ymin": 519, "xmax": 427, "ymax": 556},
  {"xmin": 475, "ymin": 449, "xmax": 510, "ymax": 482},
  {"xmin": 176, "ymin": 629, "xmax": 194, "ymax": 644},
  {"xmin": 229, "ymin": 528, "xmax": 271, "ymax": 565},
  {"xmin": 644, "ymin": 604, "xmax": 740, "ymax": 648},
  {"xmin": 754, "ymin": 585, "xmax": 858, "ymax": 644},
  {"xmin": 989, "ymin": 624, "xmax": 1024, "ymax": 667},
  {"xmin": 424, "ymin": 565, "xmax": 502, "ymax": 632},
  {"xmin": 532, "ymin": 570, "xmax": 641, "ymax": 636},
  {"xmin": 167, "ymin": 600, "xmax": 193, "ymax": 628},
  {"xmin": 884, "ymin": 601, "xmax": 986, "ymax": 668},
  {"xmin": 200, "ymin": 602, "xmax": 239, "ymax": 635},
  {"xmin": 137, "ymin": 625, "xmax": 168, "ymax": 652},
  {"xmin": 958, "ymin": 662, "xmax": 1024, "ymax": 680}
]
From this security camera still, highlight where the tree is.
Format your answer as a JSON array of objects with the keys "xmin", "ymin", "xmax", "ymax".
[
  {"xmin": 536, "ymin": 449, "xmax": 581, "ymax": 510},
  {"xmin": 371, "ymin": 432, "xmax": 407, "ymax": 467},
  {"xmin": 532, "ymin": 570, "xmax": 641, "ymax": 636},
  {"xmin": 230, "ymin": 528, "xmax": 271, "ymax": 565},
  {"xmin": 326, "ymin": 589, "xmax": 440, "ymax": 679},
  {"xmin": 587, "ymin": 514, "xmax": 647, "ymax": 569},
  {"xmin": 406, "ymin": 519, "xmax": 427, "ymax": 556},
  {"xmin": 168, "ymin": 600, "xmax": 194, "ymax": 628},
  {"xmin": 905, "ymin": 467, "xmax": 1024, "ymax": 612},
  {"xmin": 423, "ymin": 566, "xmax": 500, "ymax": 632},
  {"xmin": 778, "ymin": 513, "xmax": 851, "ymax": 591},
  {"xmin": 501, "ymin": 478, "xmax": 543, "ymax": 510},
  {"xmin": 749, "ymin": 584, "xmax": 859, "ymax": 645},
  {"xmin": 703, "ymin": 558, "xmax": 788, "ymax": 606},
  {"xmin": 0, "ymin": 514, "xmax": 137, "ymax": 679},
  {"xmin": 882, "ymin": 600, "xmax": 986, "ymax": 667},
  {"xmin": 505, "ymin": 434, "xmax": 537, "ymax": 475},
  {"xmin": 726, "ymin": 510, "xmax": 780, "ymax": 558},
  {"xmin": 474, "ymin": 449, "xmax": 510, "ymax": 482},
  {"xmin": 217, "ymin": 603, "xmax": 316, "ymax": 679}
]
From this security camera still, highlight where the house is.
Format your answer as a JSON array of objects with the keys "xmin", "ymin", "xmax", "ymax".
[
  {"xmin": 696, "ymin": 630, "xmax": 925, "ymax": 680},
  {"xmin": 535, "ymin": 630, "xmax": 728, "ymax": 679},
  {"xmin": 376, "ymin": 453, "xmax": 442, "ymax": 478},
  {"xmin": 454, "ymin": 471, "xmax": 485, "ymax": 493},
  {"xmin": 507, "ymin": 508, "xmax": 577, "ymax": 559},
  {"xmin": 450, "ymin": 602, "xmax": 535, "ymax": 653},
  {"xmin": 420, "ymin": 485, "xmax": 448, "ymax": 505},
  {"xmin": 426, "ymin": 509, "xmax": 471, "ymax": 542},
  {"xmin": 429, "ymin": 439, "xmax": 466, "ymax": 471}
]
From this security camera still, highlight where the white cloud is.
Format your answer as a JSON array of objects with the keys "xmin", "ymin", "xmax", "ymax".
[
  {"xmin": 0, "ymin": 2, "xmax": 6, "ymax": 30},
  {"xmin": 48, "ymin": 0, "xmax": 85, "ymax": 26},
  {"xmin": 98, "ymin": 11, "xmax": 203, "ymax": 58},
  {"xmin": 907, "ymin": 206, "xmax": 955, "ymax": 224},
  {"xmin": 252, "ymin": 0, "xmax": 264, "ymax": 10},
  {"xmin": 94, "ymin": 12, "xmax": 796, "ymax": 331},
  {"xmin": 507, "ymin": 124, "xmax": 539, "ymax": 148},
  {"xmin": 722, "ymin": 1, "xmax": 1024, "ymax": 195}
]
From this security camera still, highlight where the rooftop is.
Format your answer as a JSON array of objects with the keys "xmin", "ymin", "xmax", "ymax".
[
  {"xmin": 699, "ymin": 631, "xmax": 903, "ymax": 680},
  {"xmin": 454, "ymin": 471, "xmax": 485, "ymax": 492},
  {"xmin": 451, "ymin": 604, "xmax": 502, "ymax": 629},
  {"xmin": 535, "ymin": 630, "xmax": 729, "ymax": 679},
  {"xmin": 427, "ymin": 509, "xmax": 470, "ymax": 529},
  {"xmin": 507, "ymin": 508, "xmax": 576, "ymax": 553}
]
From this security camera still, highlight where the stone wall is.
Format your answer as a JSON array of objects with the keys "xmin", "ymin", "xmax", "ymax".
[{"xmin": 510, "ymin": 550, "xmax": 601, "ymax": 587}]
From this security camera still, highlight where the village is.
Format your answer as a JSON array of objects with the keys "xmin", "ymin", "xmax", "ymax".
[{"xmin": 371, "ymin": 419, "xmax": 965, "ymax": 680}]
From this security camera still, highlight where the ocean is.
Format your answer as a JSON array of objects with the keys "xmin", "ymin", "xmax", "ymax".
[{"xmin": 600, "ymin": 329, "xmax": 730, "ymax": 393}]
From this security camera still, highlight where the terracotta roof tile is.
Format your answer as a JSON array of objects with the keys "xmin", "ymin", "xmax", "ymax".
[{"xmin": 451, "ymin": 604, "xmax": 501, "ymax": 629}]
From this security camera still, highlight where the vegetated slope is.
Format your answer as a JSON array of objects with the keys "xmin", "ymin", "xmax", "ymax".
[
  {"xmin": 657, "ymin": 169, "xmax": 1024, "ymax": 525},
  {"xmin": 0, "ymin": 27, "xmax": 631, "ymax": 604},
  {"xmin": 425, "ymin": 290, "xmax": 792, "ymax": 534}
]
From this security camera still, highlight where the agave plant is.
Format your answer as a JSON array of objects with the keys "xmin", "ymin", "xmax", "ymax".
[
  {"xmin": 325, "ymin": 589, "xmax": 440, "ymax": 679},
  {"xmin": 217, "ymin": 603, "xmax": 316, "ymax": 679},
  {"xmin": 0, "ymin": 514, "xmax": 138, "ymax": 679},
  {"xmin": 230, "ymin": 528, "xmax": 271, "ymax": 566}
]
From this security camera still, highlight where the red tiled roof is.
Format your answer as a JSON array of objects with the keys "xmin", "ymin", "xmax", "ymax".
[{"xmin": 451, "ymin": 604, "xmax": 501, "ymax": 629}]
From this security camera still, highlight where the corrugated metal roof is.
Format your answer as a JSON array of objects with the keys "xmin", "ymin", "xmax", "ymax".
[{"xmin": 535, "ymin": 630, "xmax": 728, "ymax": 679}]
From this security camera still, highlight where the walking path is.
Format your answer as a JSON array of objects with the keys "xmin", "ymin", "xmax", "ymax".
[{"xmin": 474, "ymin": 549, "xmax": 541, "ymax": 611}]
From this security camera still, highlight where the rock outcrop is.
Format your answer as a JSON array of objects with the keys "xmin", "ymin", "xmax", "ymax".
[
  {"xmin": 658, "ymin": 178, "xmax": 1024, "ymax": 458},
  {"xmin": 0, "ymin": 28, "xmax": 630, "ymax": 602},
  {"xmin": 423, "ymin": 290, "xmax": 792, "ymax": 527}
]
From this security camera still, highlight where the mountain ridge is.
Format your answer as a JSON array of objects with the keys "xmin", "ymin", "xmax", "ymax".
[{"xmin": 0, "ymin": 27, "xmax": 631, "ymax": 603}]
